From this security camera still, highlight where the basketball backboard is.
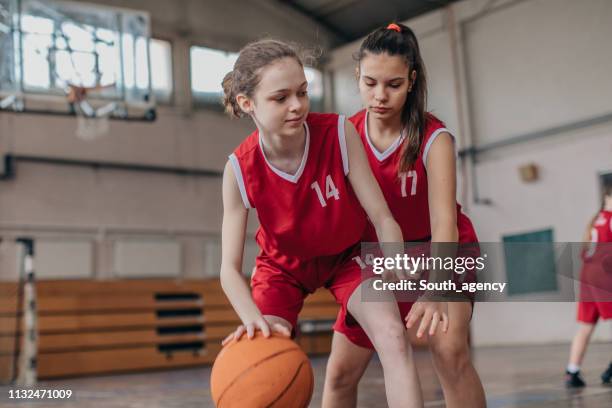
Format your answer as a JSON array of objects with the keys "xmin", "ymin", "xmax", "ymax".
[{"xmin": 0, "ymin": 0, "xmax": 155, "ymax": 121}]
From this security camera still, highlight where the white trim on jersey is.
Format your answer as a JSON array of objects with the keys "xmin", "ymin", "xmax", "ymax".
[
  {"xmin": 338, "ymin": 115, "xmax": 349, "ymax": 175},
  {"xmin": 228, "ymin": 153, "xmax": 253, "ymax": 209},
  {"xmin": 258, "ymin": 122, "xmax": 310, "ymax": 183},
  {"xmin": 364, "ymin": 111, "xmax": 405, "ymax": 162},
  {"xmin": 423, "ymin": 128, "xmax": 455, "ymax": 168}
]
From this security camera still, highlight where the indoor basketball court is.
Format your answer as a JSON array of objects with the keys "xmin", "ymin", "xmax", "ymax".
[{"xmin": 1, "ymin": 0, "xmax": 611, "ymax": 407}]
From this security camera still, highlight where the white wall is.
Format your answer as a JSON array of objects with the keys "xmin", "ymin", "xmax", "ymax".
[
  {"xmin": 328, "ymin": 0, "xmax": 612, "ymax": 345},
  {"xmin": 463, "ymin": 0, "xmax": 612, "ymax": 146},
  {"xmin": 462, "ymin": 0, "xmax": 612, "ymax": 345},
  {"xmin": 0, "ymin": 241, "xmax": 20, "ymax": 282}
]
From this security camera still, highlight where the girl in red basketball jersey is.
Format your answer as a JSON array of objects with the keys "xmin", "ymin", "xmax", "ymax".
[
  {"xmin": 565, "ymin": 184, "xmax": 612, "ymax": 388},
  {"xmin": 322, "ymin": 24, "xmax": 486, "ymax": 408},
  {"xmin": 219, "ymin": 40, "xmax": 442, "ymax": 407}
]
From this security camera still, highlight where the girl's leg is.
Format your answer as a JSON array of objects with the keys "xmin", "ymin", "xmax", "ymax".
[
  {"xmin": 322, "ymin": 331, "xmax": 374, "ymax": 408},
  {"xmin": 565, "ymin": 301, "xmax": 598, "ymax": 387},
  {"xmin": 426, "ymin": 302, "xmax": 485, "ymax": 408},
  {"xmin": 568, "ymin": 322, "xmax": 596, "ymax": 368},
  {"xmin": 347, "ymin": 280, "xmax": 424, "ymax": 408}
]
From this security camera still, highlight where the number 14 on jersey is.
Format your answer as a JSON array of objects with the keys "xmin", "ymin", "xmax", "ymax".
[{"xmin": 311, "ymin": 175, "xmax": 340, "ymax": 207}]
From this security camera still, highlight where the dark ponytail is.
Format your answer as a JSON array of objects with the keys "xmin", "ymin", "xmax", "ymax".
[{"xmin": 356, "ymin": 23, "xmax": 427, "ymax": 173}]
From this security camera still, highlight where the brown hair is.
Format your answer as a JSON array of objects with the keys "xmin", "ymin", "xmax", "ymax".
[
  {"xmin": 221, "ymin": 40, "xmax": 303, "ymax": 118},
  {"xmin": 356, "ymin": 23, "xmax": 427, "ymax": 173}
]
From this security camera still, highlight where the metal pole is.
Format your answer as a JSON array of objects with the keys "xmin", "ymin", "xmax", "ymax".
[{"xmin": 15, "ymin": 237, "xmax": 36, "ymax": 387}]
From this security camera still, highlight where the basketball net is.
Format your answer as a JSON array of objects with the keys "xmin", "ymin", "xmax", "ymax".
[{"xmin": 66, "ymin": 84, "xmax": 116, "ymax": 141}]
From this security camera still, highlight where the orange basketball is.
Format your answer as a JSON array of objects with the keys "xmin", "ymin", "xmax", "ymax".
[{"xmin": 210, "ymin": 332, "xmax": 314, "ymax": 408}]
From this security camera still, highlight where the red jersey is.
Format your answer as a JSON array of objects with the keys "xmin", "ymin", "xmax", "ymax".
[
  {"xmin": 580, "ymin": 210, "xmax": 612, "ymax": 302},
  {"xmin": 349, "ymin": 109, "xmax": 477, "ymax": 243},
  {"xmin": 590, "ymin": 210, "xmax": 612, "ymax": 244},
  {"xmin": 583, "ymin": 210, "xmax": 612, "ymax": 263},
  {"xmin": 229, "ymin": 113, "xmax": 366, "ymax": 261}
]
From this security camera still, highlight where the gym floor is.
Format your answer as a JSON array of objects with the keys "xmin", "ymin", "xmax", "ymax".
[{"xmin": 3, "ymin": 343, "xmax": 609, "ymax": 407}]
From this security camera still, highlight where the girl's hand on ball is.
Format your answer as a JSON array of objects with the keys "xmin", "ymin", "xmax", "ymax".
[
  {"xmin": 222, "ymin": 316, "xmax": 291, "ymax": 345},
  {"xmin": 262, "ymin": 315, "xmax": 292, "ymax": 338},
  {"xmin": 222, "ymin": 317, "xmax": 269, "ymax": 345}
]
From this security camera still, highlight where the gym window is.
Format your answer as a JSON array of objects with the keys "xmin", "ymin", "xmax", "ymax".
[
  {"xmin": 189, "ymin": 45, "xmax": 324, "ymax": 111},
  {"xmin": 190, "ymin": 46, "xmax": 238, "ymax": 107},
  {"xmin": 21, "ymin": 25, "xmax": 170, "ymax": 102},
  {"xmin": 305, "ymin": 67, "xmax": 324, "ymax": 112},
  {"xmin": 150, "ymin": 38, "xmax": 173, "ymax": 103}
]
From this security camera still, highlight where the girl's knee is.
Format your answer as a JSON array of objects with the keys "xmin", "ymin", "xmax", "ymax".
[
  {"xmin": 370, "ymin": 321, "xmax": 410, "ymax": 356},
  {"xmin": 430, "ymin": 338, "xmax": 470, "ymax": 373},
  {"xmin": 326, "ymin": 358, "xmax": 365, "ymax": 390}
]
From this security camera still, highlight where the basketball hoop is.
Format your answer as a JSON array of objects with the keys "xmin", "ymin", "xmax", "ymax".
[{"xmin": 66, "ymin": 84, "xmax": 116, "ymax": 141}]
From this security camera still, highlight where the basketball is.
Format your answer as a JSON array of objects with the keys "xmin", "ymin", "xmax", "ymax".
[{"xmin": 210, "ymin": 332, "xmax": 314, "ymax": 408}]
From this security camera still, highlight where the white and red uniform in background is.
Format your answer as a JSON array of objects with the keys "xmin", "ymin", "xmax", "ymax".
[{"xmin": 578, "ymin": 209, "xmax": 612, "ymax": 323}]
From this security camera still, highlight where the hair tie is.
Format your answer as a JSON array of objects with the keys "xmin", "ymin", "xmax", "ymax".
[{"xmin": 386, "ymin": 23, "xmax": 401, "ymax": 32}]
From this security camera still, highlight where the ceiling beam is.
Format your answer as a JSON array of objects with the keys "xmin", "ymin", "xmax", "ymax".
[{"xmin": 278, "ymin": 0, "xmax": 352, "ymax": 44}]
